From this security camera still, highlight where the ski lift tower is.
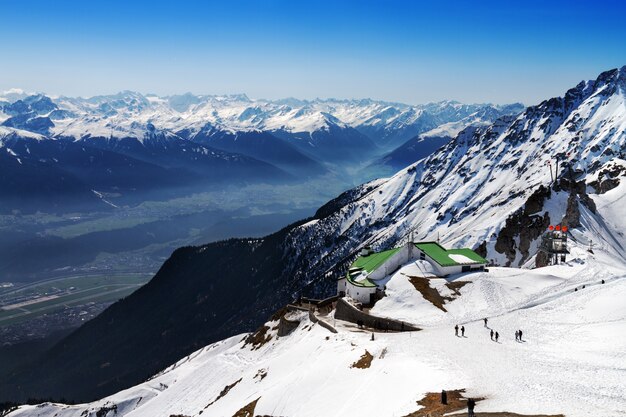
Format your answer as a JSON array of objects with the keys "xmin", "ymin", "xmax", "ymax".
[{"xmin": 538, "ymin": 224, "xmax": 570, "ymax": 265}]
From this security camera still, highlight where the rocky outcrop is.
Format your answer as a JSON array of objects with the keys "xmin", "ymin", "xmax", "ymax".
[
  {"xmin": 588, "ymin": 160, "xmax": 626, "ymax": 194},
  {"xmin": 560, "ymin": 175, "xmax": 598, "ymax": 228},
  {"xmin": 535, "ymin": 251, "xmax": 550, "ymax": 268},
  {"xmin": 474, "ymin": 241, "xmax": 487, "ymax": 259},
  {"xmin": 494, "ymin": 186, "xmax": 552, "ymax": 266},
  {"xmin": 563, "ymin": 192, "xmax": 581, "ymax": 228}
]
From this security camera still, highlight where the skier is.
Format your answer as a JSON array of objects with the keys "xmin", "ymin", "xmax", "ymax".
[
  {"xmin": 455, "ymin": 324, "xmax": 459, "ymax": 337},
  {"xmin": 483, "ymin": 317, "xmax": 488, "ymax": 327},
  {"xmin": 461, "ymin": 326, "xmax": 465, "ymax": 337},
  {"xmin": 441, "ymin": 389, "xmax": 448, "ymax": 405},
  {"xmin": 467, "ymin": 398, "xmax": 476, "ymax": 417},
  {"xmin": 490, "ymin": 329, "xmax": 494, "ymax": 340},
  {"xmin": 371, "ymin": 333, "xmax": 375, "ymax": 341},
  {"xmin": 518, "ymin": 329, "xmax": 523, "ymax": 341},
  {"xmin": 495, "ymin": 331, "xmax": 499, "ymax": 342},
  {"xmin": 515, "ymin": 330, "xmax": 519, "ymax": 341}
]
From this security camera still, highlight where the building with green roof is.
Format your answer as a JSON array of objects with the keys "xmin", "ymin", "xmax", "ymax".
[{"xmin": 338, "ymin": 241, "xmax": 487, "ymax": 304}]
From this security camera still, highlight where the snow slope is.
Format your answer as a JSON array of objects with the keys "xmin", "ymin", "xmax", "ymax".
[
  {"xmin": 279, "ymin": 66, "xmax": 626, "ymax": 272},
  {"xmin": 9, "ymin": 181, "xmax": 626, "ymax": 416},
  {"xmin": 10, "ymin": 242, "xmax": 625, "ymax": 417}
]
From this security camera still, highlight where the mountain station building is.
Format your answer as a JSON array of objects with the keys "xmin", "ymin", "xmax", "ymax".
[{"xmin": 337, "ymin": 241, "xmax": 488, "ymax": 304}]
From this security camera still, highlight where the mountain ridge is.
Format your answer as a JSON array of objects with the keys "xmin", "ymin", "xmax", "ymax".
[{"xmin": 0, "ymin": 66, "xmax": 623, "ymax": 403}]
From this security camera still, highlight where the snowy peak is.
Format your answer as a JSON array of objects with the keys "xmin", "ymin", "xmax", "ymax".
[
  {"xmin": 593, "ymin": 65, "xmax": 626, "ymax": 94},
  {"xmin": 0, "ymin": 90, "xmax": 524, "ymax": 152}
]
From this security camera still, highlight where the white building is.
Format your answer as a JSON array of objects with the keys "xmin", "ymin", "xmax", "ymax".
[{"xmin": 338, "ymin": 241, "xmax": 487, "ymax": 305}]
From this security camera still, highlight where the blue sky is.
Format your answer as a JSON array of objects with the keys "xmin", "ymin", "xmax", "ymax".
[{"xmin": 1, "ymin": 0, "xmax": 625, "ymax": 105}]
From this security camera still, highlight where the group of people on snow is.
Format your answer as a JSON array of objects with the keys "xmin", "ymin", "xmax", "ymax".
[{"xmin": 454, "ymin": 317, "xmax": 524, "ymax": 344}]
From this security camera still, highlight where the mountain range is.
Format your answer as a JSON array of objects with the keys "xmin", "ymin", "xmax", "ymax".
[
  {"xmin": 0, "ymin": 92, "xmax": 523, "ymax": 212},
  {"xmin": 1, "ymin": 66, "xmax": 624, "ymax": 406}
]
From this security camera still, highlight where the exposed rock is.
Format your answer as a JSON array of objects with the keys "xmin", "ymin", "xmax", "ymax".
[
  {"xmin": 524, "ymin": 185, "xmax": 550, "ymax": 215},
  {"xmin": 535, "ymin": 251, "xmax": 550, "ymax": 268},
  {"xmin": 204, "ymin": 378, "xmax": 242, "ymax": 409},
  {"xmin": 562, "ymin": 177, "xmax": 598, "ymax": 228},
  {"xmin": 563, "ymin": 192, "xmax": 581, "ymax": 228},
  {"xmin": 474, "ymin": 241, "xmax": 487, "ymax": 259},
  {"xmin": 495, "ymin": 186, "xmax": 551, "ymax": 266},
  {"xmin": 588, "ymin": 160, "xmax": 626, "ymax": 194}
]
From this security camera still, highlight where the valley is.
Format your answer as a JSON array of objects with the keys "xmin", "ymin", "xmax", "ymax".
[{"xmin": 0, "ymin": 273, "xmax": 151, "ymax": 345}]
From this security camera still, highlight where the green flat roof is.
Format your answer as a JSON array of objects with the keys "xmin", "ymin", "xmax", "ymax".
[
  {"xmin": 351, "ymin": 248, "xmax": 401, "ymax": 273},
  {"xmin": 414, "ymin": 242, "xmax": 487, "ymax": 267},
  {"xmin": 347, "ymin": 247, "xmax": 401, "ymax": 288},
  {"xmin": 446, "ymin": 248, "xmax": 488, "ymax": 264}
]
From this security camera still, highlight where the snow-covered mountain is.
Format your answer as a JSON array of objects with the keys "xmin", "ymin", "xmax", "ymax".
[
  {"xmin": 0, "ymin": 91, "xmax": 522, "ymax": 212},
  {"xmin": 0, "ymin": 91, "xmax": 523, "ymax": 157},
  {"xmin": 2, "ymin": 66, "xmax": 624, "ymax": 409},
  {"xmin": 0, "ymin": 124, "xmax": 289, "ymax": 213},
  {"xmin": 7, "ymin": 183, "xmax": 626, "ymax": 417},
  {"xmin": 289, "ymin": 66, "xmax": 626, "ymax": 272}
]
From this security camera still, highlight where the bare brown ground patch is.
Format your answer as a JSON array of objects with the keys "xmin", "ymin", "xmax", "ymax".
[
  {"xmin": 408, "ymin": 277, "xmax": 448, "ymax": 311},
  {"xmin": 403, "ymin": 389, "xmax": 480, "ymax": 417},
  {"xmin": 407, "ymin": 277, "xmax": 469, "ymax": 312},
  {"xmin": 403, "ymin": 390, "xmax": 563, "ymax": 417},
  {"xmin": 350, "ymin": 350, "xmax": 373, "ymax": 369},
  {"xmin": 449, "ymin": 411, "xmax": 565, "ymax": 417},
  {"xmin": 204, "ymin": 378, "xmax": 242, "ymax": 409},
  {"xmin": 243, "ymin": 307, "xmax": 292, "ymax": 350},
  {"xmin": 243, "ymin": 325, "xmax": 273, "ymax": 350},
  {"xmin": 232, "ymin": 397, "xmax": 260, "ymax": 417},
  {"xmin": 446, "ymin": 280, "xmax": 470, "ymax": 296}
]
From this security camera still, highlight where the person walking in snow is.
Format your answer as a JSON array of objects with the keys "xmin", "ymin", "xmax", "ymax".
[
  {"xmin": 484, "ymin": 317, "xmax": 488, "ymax": 327},
  {"xmin": 515, "ymin": 330, "xmax": 519, "ymax": 341},
  {"xmin": 518, "ymin": 329, "xmax": 523, "ymax": 341},
  {"xmin": 495, "ymin": 331, "xmax": 499, "ymax": 342},
  {"xmin": 490, "ymin": 329, "xmax": 494, "ymax": 340},
  {"xmin": 455, "ymin": 324, "xmax": 459, "ymax": 337},
  {"xmin": 461, "ymin": 326, "xmax": 465, "ymax": 337},
  {"xmin": 467, "ymin": 398, "xmax": 476, "ymax": 417}
]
